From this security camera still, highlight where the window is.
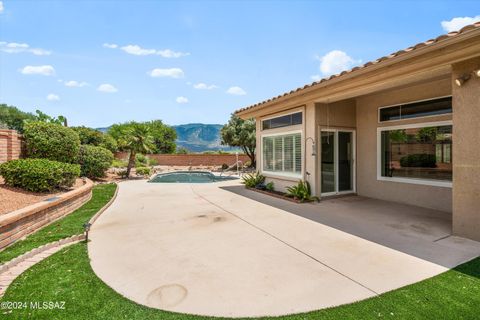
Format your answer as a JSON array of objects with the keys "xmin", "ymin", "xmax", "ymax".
[
  {"xmin": 262, "ymin": 112, "xmax": 302, "ymax": 130},
  {"xmin": 379, "ymin": 97, "xmax": 452, "ymax": 122},
  {"xmin": 379, "ymin": 123, "xmax": 452, "ymax": 185},
  {"xmin": 262, "ymin": 132, "xmax": 302, "ymax": 176}
]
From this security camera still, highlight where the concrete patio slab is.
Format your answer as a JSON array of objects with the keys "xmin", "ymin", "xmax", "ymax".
[{"xmin": 88, "ymin": 180, "xmax": 480, "ymax": 317}]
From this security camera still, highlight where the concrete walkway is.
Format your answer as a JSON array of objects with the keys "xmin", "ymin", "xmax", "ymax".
[{"xmin": 88, "ymin": 180, "xmax": 480, "ymax": 317}]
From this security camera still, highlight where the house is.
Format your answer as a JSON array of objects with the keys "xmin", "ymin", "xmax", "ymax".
[{"xmin": 235, "ymin": 22, "xmax": 480, "ymax": 241}]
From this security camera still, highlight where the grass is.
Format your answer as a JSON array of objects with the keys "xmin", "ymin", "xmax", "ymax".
[
  {"xmin": 0, "ymin": 183, "xmax": 117, "ymax": 264},
  {"xmin": 1, "ymin": 242, "xmax": 479, "ymax": 319}
]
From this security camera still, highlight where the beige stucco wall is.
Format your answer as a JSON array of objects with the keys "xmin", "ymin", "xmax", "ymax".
[
  {"xmin": 317, "ymin": 100, "xmax": 356, "ymax": 128},
  {"xmin": 451, "ymin": 58, "xmax": 480, "ymax": 241},
  {"xmin": 355, "ymin": 77, "xmax": 453, "ymax": 212}
]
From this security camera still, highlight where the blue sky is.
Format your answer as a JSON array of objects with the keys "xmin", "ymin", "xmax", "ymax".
[{"xmin": 0, "ymin": 1, "xmax": 479, "ymax": 128}]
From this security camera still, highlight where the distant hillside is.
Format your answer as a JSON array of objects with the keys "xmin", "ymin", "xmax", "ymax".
[{"xmin": 97, "ymin": 123, "xmax": 237, "ymax": 153}]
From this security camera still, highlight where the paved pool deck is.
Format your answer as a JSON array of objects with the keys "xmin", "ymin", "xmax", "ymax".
[{"xmin": 88, "ymin": 180, "xmax": 480, "ymax": 317}]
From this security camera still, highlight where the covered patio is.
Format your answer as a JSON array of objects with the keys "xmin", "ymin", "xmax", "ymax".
[{"xmin": 223, "ymin": 185, "xmax": 480, "ymax": 268}]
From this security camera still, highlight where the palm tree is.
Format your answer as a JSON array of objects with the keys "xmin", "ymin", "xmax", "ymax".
[{"xmin": 109, "ymin": 122, "xmax": 154, "ymax": 178}]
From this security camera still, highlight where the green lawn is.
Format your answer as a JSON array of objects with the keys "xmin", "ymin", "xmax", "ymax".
[
  {"xmin": 0, "ymin": 183, "xmax": 117, "ymax": 264},
  {"xmin": 1, "ymin": 242, "xmax": 479, "ymax": 320}
]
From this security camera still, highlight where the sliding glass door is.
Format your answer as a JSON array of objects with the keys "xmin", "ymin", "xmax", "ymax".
[{"xmin": 321, "ymin": 130, "xmax": 355, "ymax": 195}]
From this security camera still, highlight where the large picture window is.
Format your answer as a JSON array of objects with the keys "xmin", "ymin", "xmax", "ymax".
[
  {"xmin": 263, "ymin": 132, "xmax": 301, "ymax": 176},
  {"xmin": 379, "ymin": 122, "xmax": 452, "ymax": 186}
]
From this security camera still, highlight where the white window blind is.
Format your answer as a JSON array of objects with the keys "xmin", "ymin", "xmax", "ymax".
[{"xmin": 262, "ymin": 133, "xmax": 301, "ymax": 175}]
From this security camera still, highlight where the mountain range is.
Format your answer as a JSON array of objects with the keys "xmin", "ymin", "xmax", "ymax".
[{"xmin": 97, "ymin": 123, "xmax": 236, "ymax": 153}]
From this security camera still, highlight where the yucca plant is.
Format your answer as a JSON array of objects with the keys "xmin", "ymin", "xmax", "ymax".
[{"xmin": 286, "ymin": 180, "xmax": 319, "ymax": 202}]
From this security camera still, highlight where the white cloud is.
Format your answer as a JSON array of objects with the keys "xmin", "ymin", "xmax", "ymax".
[
  {"xmin": 46, "ymin": 94, "xmax": 60, "ymax": 101},
  {"xmin": 0, "ymin": 42, "xmax": 51, "ymax": 55},
  {"xmin": 316, "ymin": 50, "xmax": 360, "ymax": 76},
  {"xmin": 157, "ymin": 49, "xmax": 190, "ymax": 58},
  {"xmin": 97, "ymin": 83, "xmax": 118, "ymax": 93},
  {"xmin": 176, "ymin": 96, "xmax": 189, "ymax": 104},
  {"xmin": 226, "ymin": 86, "xmax": 246, "ymax": 96},
  {"xmin": 103, "ymin": 43, "xmax": 118, "ymax": 49},
  {"xmin": 115, "ymin": 44, "xmax": 189, "ymax": 57},
  {"xmin": 0, "ymin": 2, "xmax": 4, "ymax": 13},
  {"xmin": 20, "ymin": 65, "xmax": 55, "ymax": 76},
  {"xmin": 193, "ymin": 82, "xmax": 218, "ymax": 90},
  {"xmin": 121, "ymin": 44, "xmax": 156, "ymax": 56},
  {"xmin": 148, "ymin": 68, "xmax": 184, "ymax": 78},
  {"xmin": 65, "ymin": 80, "xmax": 88, "ymax": 87},
  {"xmin": 441, "ymin": 16, "xmax": 480, "ymax": 32}
]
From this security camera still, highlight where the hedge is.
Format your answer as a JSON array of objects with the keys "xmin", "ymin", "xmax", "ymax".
[
  {"xmin": 0, "ymin": 159, "xmax": 80, "ymax": 192},
  {"xmin": 77, "ymin": 145, "xmax": 113, "ymax": 179},
  {"xmin": 23, "ymin": 121, "xmax": 81, "ymax": 163}
]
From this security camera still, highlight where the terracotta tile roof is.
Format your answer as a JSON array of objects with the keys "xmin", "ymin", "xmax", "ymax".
[{"xmin": 235, "ymin": 21, "xmax": 480, "ymax": 115}]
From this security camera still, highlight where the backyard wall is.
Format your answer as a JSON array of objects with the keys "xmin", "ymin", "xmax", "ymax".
[
  {"xmin": 114, "ymin": 153, "xmax": 250, "ymax": 167},
  {"xmin": 0, "ymin": 130, "xmax": 24, "ymax": 164},
  {"xmin": 0, "ymin": 179, "xmax": 93, "ymax": 250}
]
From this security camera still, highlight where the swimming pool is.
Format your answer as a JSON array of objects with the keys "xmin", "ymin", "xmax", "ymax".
[{"xmin": 148, "ymin": 171, "xmax": 238, "ymax": 183}]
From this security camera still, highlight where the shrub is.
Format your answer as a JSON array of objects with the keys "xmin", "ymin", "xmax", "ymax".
[
  {"xmin": 72, "ymin": 126, "xmax": 104, "ymax": 145},
  {"xmin": 99, "ymin": 134, "xmax": 118, "ymax": 153},
  {"xmin": 400, "ymin": 154, "xmax": 436, "ymax": 168},
  {"xmin": 221, "ymin": 163, "xmax": 229, "ymax": 170},
  {"xmin": 147, "ymin": 157, "xmax": 159, "ymax": 166},
  {"xmin": 286, "ymin": 180, "xmax": 319, "ymax": 202},
  {"xmin": 71, "ymin": 127, "xmax": 118, "ymax": 153},
  {"xmin": 77, "ymin": 145, "xmax": 113, "ymax": 179},
  {"xmin": 0, "ymin": 159, "xmax": 80, "ymax": 192},
  {"xmin": 136, "ymin": 167, "xmax": 151, "ymax": 176},
  {"xmin": 23, "ymin": 121, "xmax": 80, "ymax": 163},
  {"xmin": 242, "ymin": 171, "xmax": 265, "ymax": 188},
  {"xmin": 176, "ymin": 147, "xmax": 189, "ymax": 154},
  {"xmin": 111, "ymin": 159, "xmax": 127, "ymax": 168},
  {"xmin": 266, "ymin": 181, "xmax": 274, "ymax": 191}
]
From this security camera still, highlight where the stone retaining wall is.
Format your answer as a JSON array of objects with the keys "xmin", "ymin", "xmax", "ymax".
[
  {"xmin": 114, "ymin": 152, "xmax": 250, "ymax": 167},
  {"xmin": 0, "ymin": 179, "xmax": 94, "ymax": 250},
  {"xmin": 0, "ymin": 130, "xmax": 24, "ymax": 164}
]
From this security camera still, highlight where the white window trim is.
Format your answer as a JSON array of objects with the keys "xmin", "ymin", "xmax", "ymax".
[
  {"xmin": 261, "ymin": 129, "xmax": 303, "ymax": 179},
  {"xmin": 377, "ymin": 95, "xmax": 452, "ymax": 124},
  {"xmin": 376, "ymin": 120, "xmax": 453, "ymax": 188}
]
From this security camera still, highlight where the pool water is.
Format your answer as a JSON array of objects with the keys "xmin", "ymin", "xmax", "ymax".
[{"xmin": 149, "ymin": 171, "xmax": 238, "ymax": 183}]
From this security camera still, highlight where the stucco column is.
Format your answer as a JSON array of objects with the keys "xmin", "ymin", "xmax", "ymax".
[
  {"xmin": 304, "ymin": 102, "xmax": 318, "ymax": 196},
  {"xmin": 452, "ymin": 57, "xmax": 480, "ymax": 241},
  {"xmin": 255, "ymin": 118, "xmax": 262, "ymax": 171}
]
